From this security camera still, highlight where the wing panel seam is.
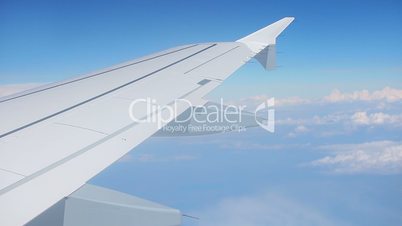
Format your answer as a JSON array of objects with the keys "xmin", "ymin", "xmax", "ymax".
[
  {"xmin": 0, "ymin": 168, "xmax": 26, "ymax": 177},
  {"xmin": 0, "ymin": 44, "xmax": 217, "ymax": 140},
  {"xmin": 53, "ymin": 122, "xmax": 110, "ymax": 136},
  {"xmin": 184, "ymin": 46, "xmax": 240, "ymax": 74},
  {"xmin": 0, "ymin": 44, "xmax": 198, "ymax": 104},
  {"xmin": 0, "ymin": 83, "xmax": 208, "ymax": 195}
]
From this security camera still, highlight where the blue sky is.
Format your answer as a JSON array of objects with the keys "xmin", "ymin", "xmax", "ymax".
[
  {"xmin": 1, "ymin": 0, "xmax": 402, "ymax": 97},
  {"xmin": 1, "ymin": 0, "xmax": 402, "ymax": 225}
]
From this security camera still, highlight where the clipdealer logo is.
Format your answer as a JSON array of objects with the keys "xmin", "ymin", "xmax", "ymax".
[
  {"xmin": 128, "ymin": 98, "xmax": 275, "ymax": 133},
  {"xmin": 254, "ymin": 97, "xmax": 275, "ymax": 133}
]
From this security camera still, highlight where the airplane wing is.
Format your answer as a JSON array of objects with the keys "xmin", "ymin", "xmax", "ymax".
[{"xmin": 0, "ymin": 17, "xmax": 294, "ymax": 225}]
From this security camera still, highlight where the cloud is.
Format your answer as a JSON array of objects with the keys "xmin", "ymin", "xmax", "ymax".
[
  {"xmin": 350, "ymin": 112, "xmax": 370, "ymax": 125},
  {"xmin": 0, "ymin": 83, "xmax": 42, "ymax": 98},
  {"xmin": 276, "ymin": 96, "xmax": 311, "ymax": 106},
  {"xmin": 234, "ymin": 95, "xmax": 310, "ymax": 109},
  {"xmin": 351, "ymin": 112, "xmax": 402, "ymax": 125},
  {"xmin": 324, "ymin": 87, "xmax": 402, "ymax": 103},
  {"xmin": 228, "ymin": 87, "xmax": 402, "ymax": 139},
  {"xmin": 234, "ymin": 87, "xmax": 402, "ymax": 109},
  {"xmin": 294, "ymin": 125, "xmax": 309, "ymax": 133},
  {"xmin": 277, "ymin": 111, "xmax": 402, "ymax": 129},
  {"xmin": 288, "ymin": 125, "xmax": 309, "ymax": 137},
  {"xmin": 220, "ymin": 141, "xmax": 300, "ymax": 151},
  {"xmin": 118, "ymin": 153, "xmax": 197, "ymax": 163},
  {"xmin": 192, "ymin": 192, "xmax": 340, "ymax": 226},
  {"xmin": 311, "ymin": 141, "xmax": 402, "ymax": 174}
]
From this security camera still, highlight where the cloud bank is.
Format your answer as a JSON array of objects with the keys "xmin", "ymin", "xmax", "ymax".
[
  {"xmin": 351, "ymin": 112, "xmax": 402, "ymax": 126},
  {"xmin": 235, "ymin": 87, "xmax": 402, "ymax": 109},
  {"xmin": 312, "ymin": 141, "xmax": 402, "ymax": 174},
  {"xmin": 324, "ymin": 87, "xmax": 402, "ymax": 103},
  {"xmin": 193, "ymin": 192, "xmax": 340, "ymax": 226},
  {"xmin": 118, "ymin": 153, "xmax": 197, "ymax": 163}
]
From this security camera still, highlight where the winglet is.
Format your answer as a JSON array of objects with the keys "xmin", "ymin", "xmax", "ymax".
[
  {"xmin": 238, "ymin": 17, "xmax": 294, "ymax": 52},
  {"xmin": 237, "ymin": 17, "xmax": 294, "ymax": 70}
]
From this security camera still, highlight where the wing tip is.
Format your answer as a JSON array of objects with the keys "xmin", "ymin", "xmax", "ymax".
[{"xmin": 237, "ymin": 17, "xmax": 295, "ymax": 52}]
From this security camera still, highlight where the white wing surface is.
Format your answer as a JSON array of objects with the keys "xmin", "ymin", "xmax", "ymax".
[{"xmin": 0, "ymin": 17, "xmax": 294, "ymax": 225}]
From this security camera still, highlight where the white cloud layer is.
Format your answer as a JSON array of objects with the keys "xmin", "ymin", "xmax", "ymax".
[
  {"xmin": 312, "ymin": 141, "xmax": 402, "ymax": 174},
  {"xmin": 324, "ymin": 87, "xmax": 402, "ymax": 103},
  {"xmin": 288, "ymin": 125, "xmax": 310, "ymax": 137},
  {"xmin": 193, "ymin": 192, "xmax": 339, "ymax": 226},
  {"xmin": 235, "ymin": 87, "xmax": 402, "ymax": 109},
  {"xmin": 118, "ymin": 153, "xmax": 197, "ymax": 163},
  {"xmin": 351, "ymin": 112, "xmax": 402, "ymax": 125},
  {"xmin": 277, "ymin": 111, "xmax": 402, "ymax": 129},
  {"xmin": 234, "ymin": 95, "xmax": 310, "ymax": 108}
]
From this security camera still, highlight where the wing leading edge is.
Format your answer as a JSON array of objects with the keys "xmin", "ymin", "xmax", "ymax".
[{"xmin": 0, "ymin": 17, "xmax": 294, "ymax": 225}]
